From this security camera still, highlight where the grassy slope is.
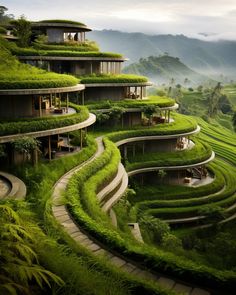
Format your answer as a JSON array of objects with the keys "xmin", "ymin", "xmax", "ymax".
[{"xmin": 123, "ymin": 55, "xmax": 209, "ymax": 85}]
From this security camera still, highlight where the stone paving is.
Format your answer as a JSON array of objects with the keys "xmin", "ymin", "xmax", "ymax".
[
  {"xmin": 0, "ymin": 171, "xmax": 26, "ymax": 200},
  {"xmin": 51, "ymin": 137, "xmax": 211, "ymax": 295}
]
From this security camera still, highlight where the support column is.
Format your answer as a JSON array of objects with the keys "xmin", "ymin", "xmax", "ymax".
[
  {"xmin": 67, "ymin": 133, "xmax": 70, "ymax": 152},
  {"xmin": 140, "ymin": 87, "xmax": 143, "ymax": 99},
  {"xmin": 132, "ymin": 145, "xmax": 135, "ymax": 157},
  {"xmin": 50, "ymin": 93, "xmax": 53, "ymax": 108},
  {"xmin": 80, "ymin": 129, "xmax": 83, "ymax": 149},
  {"xmin": 168, "ymin": 110, "xmax": 170, "ymax": 123},
  {"xmin": 81, "ymin": 90, "xmax": 85, "ymax": 105},
  {"xmin": 100, "ymin": 62, "xmax": 103, "ymax": 74},
  {"xmin": 48, "ymin": 136, "xmax": 51, "ymax": 161},
  {"xmin": 124, "ymin": 145, "xmax": 127, "ymax": 159},
  {"xmin": 66, "ymin": 93, "xmax": 69, "ymax": 113},
  {"xmin": 142, "ymin": 143, "xmax": 145, "ymax": 155},
  {"xmin": 90, "ymin": 62, "xmax": 93, "ymax": 75},
  {"xmin": 39, "ymin": 95, "xmax": 42, "ymax": 117}
]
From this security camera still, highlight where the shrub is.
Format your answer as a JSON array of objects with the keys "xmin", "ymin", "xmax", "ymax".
[{"xmin": 139, "ymin": 213, "xmax": 170, "ymax": 243}]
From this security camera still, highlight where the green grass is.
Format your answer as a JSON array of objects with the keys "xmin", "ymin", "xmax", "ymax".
[
  {"xmin": 87, "ymin": 96, "xmax": 175, "ymax": 110},
  {"xmin": 107, "ymin": 113, "xmax": 198, "ymax": 141},
  {"xmin": 12, "ymin": 47, "xmax": 123, "ymax": 58},
  {"xmin": 126, "ymin": 140, "xmax": 212, "ymax": 171},
  {"xmin": 33, "ymin": 41, "xmax": 99, "ymax": 52},
  {"xmin": 80, "ymin": 74, "xmax": 148, "ymax": 84},
  {"xmin": 36, "ymin": 19, "xmax": 87, "ymax": 26}
]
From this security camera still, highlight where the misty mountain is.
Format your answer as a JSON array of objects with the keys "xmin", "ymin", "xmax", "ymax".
[
  {"xmin": 89, "ymin": 30, "xmax": 236, "ymax": 77},
  {"xmin": 123, "ymin": 55, "xmax": 209, "ymax": 85}
]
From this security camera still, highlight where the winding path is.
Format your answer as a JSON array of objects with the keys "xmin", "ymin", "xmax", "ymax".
[{"xmin": 51, "ymin": 137, "xmax": 211, "ymax": 295}]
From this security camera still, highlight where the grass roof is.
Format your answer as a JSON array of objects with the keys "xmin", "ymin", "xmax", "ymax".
[
  {"xmin": 0, "ymin": 38, "xmax": 79, "ymax": 89},
  {"xmin": 38, "ymin": 19, "xmax": 87, "ymax": 27}
]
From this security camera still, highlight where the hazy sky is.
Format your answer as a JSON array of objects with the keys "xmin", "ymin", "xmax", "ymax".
[{"xmin": 3, "ymin": 0, "xmax": 236, "ymax": 40}]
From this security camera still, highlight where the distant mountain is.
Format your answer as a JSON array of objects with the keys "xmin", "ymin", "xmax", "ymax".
[
  {"xmin": 89, "ymin": 30, "xmax": 236, "ymax": 77},
  {"xmin": 123, "ymin": 55, "xmax": 209, "ymax": 85}
]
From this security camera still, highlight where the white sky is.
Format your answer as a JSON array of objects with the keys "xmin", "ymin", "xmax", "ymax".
[{"xmin": 3, "ymin": 0, "xmax": 236, "ymax": 40}]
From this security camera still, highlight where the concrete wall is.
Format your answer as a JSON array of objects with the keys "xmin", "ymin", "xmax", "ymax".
[
  {"xmin": 47, "ymin": 28, "xmax": 64, "ymax": 43},
  {"xmin": 71, "ymin": 61, "xmax": 101, "ymax": 75},
  {"xmin": 132, "ymin": 170, "xmax": 189, "ymax": 186},
  {"xmin": 85, "ymin": 87, "xmax": 125, "ymax": 101},
  {"xmin": 145, "ymin": 139, "xmax": 178, "ymax": 152},
  {"xmin": 0, "ymin": 96, "xmax": 33, "ymax": 119}
]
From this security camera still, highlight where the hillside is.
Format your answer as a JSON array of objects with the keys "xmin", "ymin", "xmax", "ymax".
[
  {"xmin": 123, "ymin": 55, "xmax": 209, "ymax": 85},
  {"xmin": 89, "ymin": 30, "xmax": 236, "ymax": 78}
]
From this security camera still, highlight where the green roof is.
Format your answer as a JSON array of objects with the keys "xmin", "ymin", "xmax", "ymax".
[
  {"xmin": 39, "ymin": 19, "xmax": 87, "ymax": 27},
  {"xmin": 0, "ymin": 38, "xmax": 79, "ymax": 89},
  {"xmin": 80, "ymin": 74, "xmax": 148, "ymax": 84}
]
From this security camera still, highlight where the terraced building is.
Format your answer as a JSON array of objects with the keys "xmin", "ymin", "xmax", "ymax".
[{"xmin": 1, "ymin": 18, "xmax": 236, "ymax": 295}]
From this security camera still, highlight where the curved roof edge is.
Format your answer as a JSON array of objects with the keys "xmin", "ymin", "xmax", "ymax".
[
  {"xmin": 128, "ymin": 151, "xmax": 215, "ymax": 177},
  {"xmin": 0, "ymin": 84, "xmax": 85, "ymax": 95},
  {"xmin": 115, "ymin": 125, "xmax": 201, "ymax": 147},
  {"xmin": 0, "ymin": 113, "xmax": 96, "ymax": 144},
  {"xmin": 84, "ymin": 82, "xmax": 153, "ymax": 87}
]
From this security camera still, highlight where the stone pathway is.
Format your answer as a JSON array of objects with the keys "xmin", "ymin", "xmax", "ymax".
[
  {"xmin": 51, "ymin": 137, "xmax": 211, "ymax": 295},
  {"xmin": 0, "ymin": 171, "xmax": 26, "ymax": 200}
]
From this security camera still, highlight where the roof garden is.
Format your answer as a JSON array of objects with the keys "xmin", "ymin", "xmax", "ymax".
[
  {"xmin": 31, "ymin": 19, "xmax": 91, "ymax": 31},
  {"xmin": 79, "ymin": 74, "xmax": 149, "ymax": 84},
  {"xmin": 0, "ymin": 40, "xmax": 79, "ymax": 89},
  {"xmin": 87, "ymin": 96, "xmax": 176, "ymax": 110},
  {"xmin": 39, "ymin": 19, "xmax": 87, "ymax": 26},
  {"xmin": 12, "ymin": 47, "xmax": 123, "ymax": 58}
]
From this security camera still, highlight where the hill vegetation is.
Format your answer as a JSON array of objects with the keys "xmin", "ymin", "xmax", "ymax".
[{"xmin": 123, "ymin": 55, "xmax": 209, "ymax": 85}]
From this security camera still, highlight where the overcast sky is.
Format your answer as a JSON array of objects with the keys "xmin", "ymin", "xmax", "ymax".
[{"xmin": 3, "ymin": 0, "xmax": 236, "ymax": 40}]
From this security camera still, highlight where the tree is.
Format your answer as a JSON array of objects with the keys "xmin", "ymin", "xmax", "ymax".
[
  {"xmin": 142, "ymin": 104, "xmax": 157, "ymax": 125},
  {"xmin": 11, "ymin": 16, "xmax": 31, "ymax": 47},
  {"xmin": 218, "ymin": 94, "xmax": 232, "ymax": 114},
  {"xmin": 205, "ymin": 82, "xmax": 222, "ymax": 117},
  {"xmin": 13, "ymin": 137, "xmax": 40, "ymax": 164},
  {"xmin": 0, "ymin": 6, "xmax": 14, "ymax": 24},
  {"xmin": 0, "ymin": 205, "xmax": 64, "ymax": 294},
  {"xmin": 109, "ymin": 106, "xmax": 125, "ymax": 125}
]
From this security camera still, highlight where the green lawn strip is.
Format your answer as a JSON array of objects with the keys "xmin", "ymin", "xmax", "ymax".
[
  {"xmin": 0, "ymin": 103, "xmax": 89, "ymax": 136},
  {"xmin": 32, "ymin": 42, "xmax": 99, "ymax": 52},
  {"xmin": 0, "ymin": 73, "xmax": 78, "ymax": 89},
  {"xmin": 126, "ymin": 140, "xmax": 212, "ymax": 171},
  {"xmin": 130, "ymin": 163, "xmax": 224, "ymax": 203},
  {"xmin": 12, "ymin": 47, "xmax": 123, "ymax": 58},
  {"xmin": 87, "ymin": 96, "xmax": 175, "ymax": 110},
  {"xmin": 80, "ymin": 74, "xmax": 148, "ymax": 84},
  {"xmin": 107, "ymin": 113, "xmax": 197, "ymax": 141}
]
